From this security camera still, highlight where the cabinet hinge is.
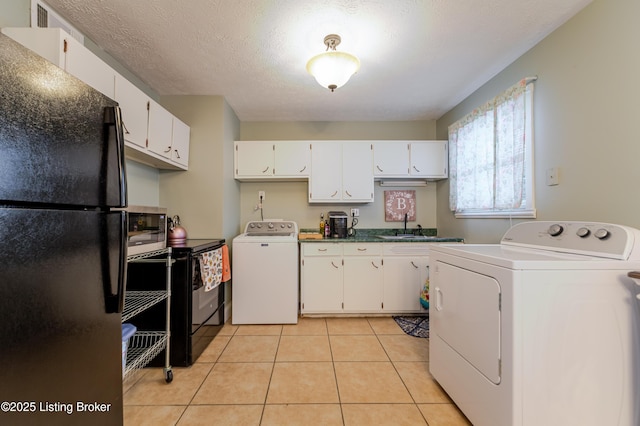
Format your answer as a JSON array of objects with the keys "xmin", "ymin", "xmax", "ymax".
[
  {"xmin": 63, "ymin": 39, "xmax": 68, "ymax": 53},
  {"xmin": 498, "ymin": 293, "xmax": 502, "ymax": 311},
  {"xmin": 381, "ymin": 302, "xmax": 384, "ymax": 309},
  {"xmin": 302, "ymin": 259, "xmax": 304, "ymax": 266},
  {"xmin": 272, "ymin": 144, "xmax": 275, "ymax": 151},
  {"xmin": 341, "ymin": 302, "xmax": 344, "ymax": 309},
  {"xmin": 235, "ymin": 145, "xmax": 238, "ymax": 151},
  {"xmin": 498, "ymin": 358, "xmax": 502, "ymax": 376},
  {"xmin": 146, "ymin": 138, "xmax": 149, "ymax": 148},
  {"xmin": 146, "ymin": 101, "xmax": 150, "ymax": 111}
]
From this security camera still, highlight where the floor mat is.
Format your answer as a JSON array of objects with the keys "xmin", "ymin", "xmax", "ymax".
[{"xmin": 393, "ymin": 315, "xmax": 429, "ymax": 338}]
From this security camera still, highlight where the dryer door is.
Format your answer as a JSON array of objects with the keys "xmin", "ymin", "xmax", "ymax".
[{"xmin": 432, "ymin": 261, "xmax": 502, "ymax": 384}]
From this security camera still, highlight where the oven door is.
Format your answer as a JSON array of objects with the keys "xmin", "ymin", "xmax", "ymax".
[{"xmin": 192, "ymin": 283, "xmax": 223, "ymax": 333}]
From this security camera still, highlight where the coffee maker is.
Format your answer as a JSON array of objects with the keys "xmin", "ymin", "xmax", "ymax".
[{"xmin": 328, "ymin": 211, "xmax": 348, "ymax": 238}]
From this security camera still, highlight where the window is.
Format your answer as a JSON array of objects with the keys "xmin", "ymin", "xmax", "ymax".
[{"xmin": 448, "ymin": 78, "xmax": 536, "ymax": 218}]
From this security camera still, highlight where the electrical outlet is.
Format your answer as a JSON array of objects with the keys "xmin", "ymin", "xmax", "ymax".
[
  {"xmin": 258, "ymin": 190, "xmax": 265, "ymax": 200},
  {"xmin": 351, "ymin": 208, "xmax": 360, "ymax": 217}
]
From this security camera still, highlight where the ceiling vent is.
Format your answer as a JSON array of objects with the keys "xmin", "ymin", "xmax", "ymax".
[{"xmin": 32, "ymin": 0, "xmax": 84, "ymax": 44}]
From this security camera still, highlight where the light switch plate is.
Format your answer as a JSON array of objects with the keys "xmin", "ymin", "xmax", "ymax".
[{"xmin": 546, "ymin": 167, "xmax": 559, "ymax": 186}]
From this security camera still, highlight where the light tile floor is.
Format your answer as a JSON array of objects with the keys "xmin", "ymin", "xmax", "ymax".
[{"xmin": 123, "ymin": 317, "xmax": 471, "ymax": 426}]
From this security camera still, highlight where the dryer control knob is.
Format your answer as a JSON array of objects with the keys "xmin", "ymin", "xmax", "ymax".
[
  {"xmin": 594, "ymin": 228, "xmax": 610, "ymax": 240},
  {"xmin": 548, "ymin": 224, "xmax": 564, "ymax": 237},
  {"xmin": 576, "ymin": 227, "xmax": 590, "ymax": 238}
]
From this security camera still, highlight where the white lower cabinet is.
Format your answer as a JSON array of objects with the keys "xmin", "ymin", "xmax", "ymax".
[
  {"xmin": 343, "ymin": 244, "xmax": 383, "ymax": 312},
  {"xmin": 300, "ymin": 243, "xmax": 343, "ymax": 313},
  {"xmin": 301, "ymin": 242, "xmax": 428, "ymax": 314},
  {"xmin": 382, "ymin": 244, "xmax": 430, "ymax": 313}
]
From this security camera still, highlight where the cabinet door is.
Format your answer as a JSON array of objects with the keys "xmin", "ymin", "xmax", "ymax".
[
  {"xmin": 235, "ymin": 141, "xmax": 275, "ymax": 177},
  {"xmin": 342, "ymin": 142, "xmax": 374, "ymax": 201},
  {"xmin": 309, "ymin": 142, "xmax": 342, "ymax": 202},
  {"xmin": 383, "ymin": 256, "xmax": 427, "ymax": 312},
  {"xmin": 301, "ymin": 256, "xmax": 343, "ymax": 313},
  {"xmin": 274, "ymin": 141, "xmax": 310, "ymax": 177},
  {"xmin": 63, "ymin": 34, "xmax": 115, "ymax": 99},
  {"xmin": 409, "ymin": 141, "xmax": 448, "ymax": 178},
  {"xmin": 343, "ymin": 256, "xmax": 383, "ymax": 312},
  {"xmin": 114, "ymin": 73, "xmax": 149, "ymax": 148},
  {"xmin": 373, "ymin": 142, "xmax": 410, "ymax": 177},
  {"xmin": 171, "ymin": 117, "xmax": 190, "ymax": 168},
  {"xmin": 147, "ymin": 100, "xmax": 173, "ymax": 159}
]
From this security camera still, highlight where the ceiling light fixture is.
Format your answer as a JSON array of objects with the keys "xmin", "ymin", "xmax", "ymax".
[{"xmin": 306, "ymin": 34, "xmax": 360, "ymax": 92}]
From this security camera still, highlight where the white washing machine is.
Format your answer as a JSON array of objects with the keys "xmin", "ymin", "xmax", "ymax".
[
  {"xmin": 232, "ymin": 220, "xmax": 299, "ymax": 324},
  {"xmin": 429, "ymin": 221, "xmax": 640, "ymax": 426}
]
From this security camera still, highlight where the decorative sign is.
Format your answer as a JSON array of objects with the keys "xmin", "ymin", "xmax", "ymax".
[{"xmin": 384, "ymin": 190, "xmax": 416, "ymax": 222}]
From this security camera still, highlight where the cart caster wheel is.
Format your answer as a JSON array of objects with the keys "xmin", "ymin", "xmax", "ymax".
[{"xmin": 165, "ymin": 370, "xmax": 173, "ymax": 383}]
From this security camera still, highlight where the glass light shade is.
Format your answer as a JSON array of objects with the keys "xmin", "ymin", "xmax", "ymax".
[{"xmin": 306, "ymin": 51, "xmax": 360, "ymax": 91}]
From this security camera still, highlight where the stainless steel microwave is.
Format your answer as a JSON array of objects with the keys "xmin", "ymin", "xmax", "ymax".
[{"xmin": 121, "ymin": 206, "xmax": 167, "ymax": 256}]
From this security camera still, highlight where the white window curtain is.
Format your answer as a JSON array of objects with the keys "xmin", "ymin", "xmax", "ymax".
[{"xmin": 449, "ymin": 78, "xmax": 534, "ymax": 213}]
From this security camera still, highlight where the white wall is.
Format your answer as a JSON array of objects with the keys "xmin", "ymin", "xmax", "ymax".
[
  {"xmin": 435, "ymin": 0, "xmax": 640, "ymax": 243},
  {"xmin": 238, "ymin": 121, "xmax": 439, "ymax": 232}
]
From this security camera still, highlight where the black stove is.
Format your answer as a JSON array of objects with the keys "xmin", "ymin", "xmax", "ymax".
[{"xmin": 126, "ymin": 238, "xmax": 226, "ymax": 366}]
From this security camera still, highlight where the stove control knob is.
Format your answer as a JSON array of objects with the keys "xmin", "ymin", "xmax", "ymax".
[
  {"xmin": 287, "ymin": 223, "xmax": 292, "ymax": 228},
  {"xmin": 576, "ymin": 227, "xmax": 590, "ymax": 238},
  {"xmin": 268, "ymin": 222, "xmax": 274, "ymax": 229},
  {"xmin": 594, "ymin": 228, "xmax": 610, "ymax": 240},
  {"xmin": 256, "ymin": 223, "xmax": 262, "ymax": 228},
  {"xmin": 249, "ymin": 223, "xmax": 255, "ymax": 228},
  {"xmin": 280, "ymin": 223, "xmax": 285, "ymax": 228},
  {"xmin": 548, "ymin": 224, "xmax": 564, "ymax": 237}
]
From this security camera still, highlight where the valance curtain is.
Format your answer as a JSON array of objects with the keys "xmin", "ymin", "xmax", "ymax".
[{"xmin": 449, "ymin": 78, "xmax": 533, "ymax": 212}]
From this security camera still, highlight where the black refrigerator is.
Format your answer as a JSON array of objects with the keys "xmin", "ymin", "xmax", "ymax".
[{"xmin": 0, "ymin": 34, "xmax": 127, "ymax": 425}]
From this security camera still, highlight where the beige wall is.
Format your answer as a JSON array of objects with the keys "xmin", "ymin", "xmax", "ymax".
[
  {"xmin": 435, "ymin": 0, "xmax": 640, "ymax": 243},
  {"xmin": 159, "ymin": 96, "xmax": 241, "ymax": 243},
  {"xmin": 238, "ymin": 121, "xmax": 439, "ymax": 232}
]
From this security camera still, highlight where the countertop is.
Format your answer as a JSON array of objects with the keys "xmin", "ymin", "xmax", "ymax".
[{"xmin": 298, "ymin": 228, "xmax": 463, "ymax": 243}]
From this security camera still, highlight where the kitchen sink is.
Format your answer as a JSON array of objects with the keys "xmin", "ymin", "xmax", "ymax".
[{"xmin": 375, "ymin": 235, "xmax": 440, "ymax": 240}]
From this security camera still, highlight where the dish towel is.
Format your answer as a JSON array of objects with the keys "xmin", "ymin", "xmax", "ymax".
[
  {"xmin": 221, "ymin": 244, "xmax": 231, "ymax": 282},
  {"xmin": 199, "ymin": 248, "xmax": 223, "ymax": 292}
]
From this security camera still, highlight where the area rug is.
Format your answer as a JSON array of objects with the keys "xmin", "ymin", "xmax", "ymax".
[{"xmin": 393, "ymin": 315, "xmax": 429, "ymax": 338}]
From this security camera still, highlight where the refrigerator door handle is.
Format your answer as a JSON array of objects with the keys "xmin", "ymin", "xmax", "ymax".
[
  {"xmin": 103, "ymin": 211, "xmax": 128, "ymax": 313},
  {"xmin": 103, "ymin": 106, "xmax": 128, "ymax": 208}
]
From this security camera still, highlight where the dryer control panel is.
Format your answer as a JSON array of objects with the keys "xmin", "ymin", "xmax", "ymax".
[{"xmin": 500, "ymin": 221, "xmax": 640, "ymax": 260}]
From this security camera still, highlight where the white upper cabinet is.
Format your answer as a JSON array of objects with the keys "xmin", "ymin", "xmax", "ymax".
[
  {"xmin": 309, "ymin": 141, "xmax": 374, "ymax": 203},
  {"xmin": 373, "ymin": 141, "xmax": 449, "ymax": 179},
  {"xmin": 373, "ymin": 142, "xmax": 410, "ymax": 176},
  {"xmin": 2, "ymin": 27, "xmax": 115, "ymax": 99},
  {"xmin": 274, "ymin": 142, "xmax": 310, "ymax": 177},
  {"xmin": 234, "ymin": 141, "xmax": 310, "ymax": 180},
  {"xmin": 114, "ymin": 73, "xmax": 148, "ymax": 148},
  {"xmin": 147, "ymin": 100, "xmax": 174, "ymax": 160},
  {"xmin": 171, "ymin": 117, "xmax": 190, "ymax": 168},
  {"xmin": 235, "ymin": 141, "xmax": 275, "ymax": 178},
  {"xmin": 410, "ymin": 141, "xmax": 448, "ymax": 178}
]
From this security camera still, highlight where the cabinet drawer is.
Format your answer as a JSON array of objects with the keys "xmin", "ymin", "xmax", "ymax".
[
  {"xmin": 302, "ymin": 243, "xmax": 343, "ymax": 256},
  {"xmin": 343, "ymin": 243, "xmax": 382, "ymax": 256},
  {"xmin": 382, "ymin": 243, "xmax": 431, "ymax": 256}
]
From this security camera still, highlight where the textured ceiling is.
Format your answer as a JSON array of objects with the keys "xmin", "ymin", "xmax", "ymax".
[{"xmin": 43, "ymin": 0, "xmax": 592, "ymax": 122}]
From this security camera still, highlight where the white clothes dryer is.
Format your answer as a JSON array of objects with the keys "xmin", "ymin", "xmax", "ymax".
[{"xmin": 429, "ymin": 221, "xmax": 640, "ymax": 426}]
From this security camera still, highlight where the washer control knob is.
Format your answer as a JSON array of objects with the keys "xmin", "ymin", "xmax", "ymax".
[
  {"xmin": 576, "ymin": 227, "xmax": 590, "ymax": 238},
  {"xmin": 548, "ymin": 224, "xmax": 564, "ymax": 237},
  {"xmin": 594, "ymin": 228, "xmax": 610, "ymax": 240}
]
